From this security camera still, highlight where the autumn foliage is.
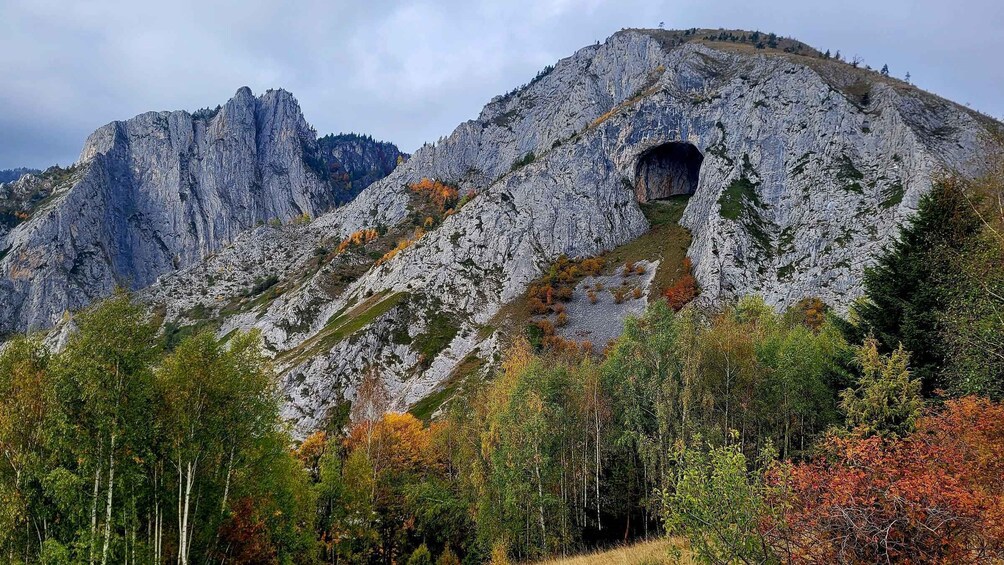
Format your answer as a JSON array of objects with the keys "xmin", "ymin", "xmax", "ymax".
[
  {"xmin": 376, "ymin": 227, "xmax": 425, "ymax": 266},
  {"xmin": 767, "ymin": 396, "xmax": 1004, "ymax": 564},
  {"xmin": 336, "ymin": 228, "xmax": 379, "ymax": 254},
  {"xmin": 663, "ymin": 257, "xmax": 698, "ymax": 311},
  {"xmin": 217, "ymin": 498, "xmax": 278, "ymax": 564},
  {"xmin": 409, "ymin": 178, "xmax": 460, "ymax": 212}
]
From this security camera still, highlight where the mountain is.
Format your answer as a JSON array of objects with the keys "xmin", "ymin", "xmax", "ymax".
[
  {"xmin": 0, "ymin": 88, "xmax": 404, "ymax": 336},
  {"xmin": 4, "ymin": 28, "xmax": 1000, "ymax": 435},
  {"xmin": 317, "ymin": 133, "xmax": 408, "ymax": 205},
  {"xmin": 133, "ymin": 29, "xmax": 1000, "ymax": 434}
]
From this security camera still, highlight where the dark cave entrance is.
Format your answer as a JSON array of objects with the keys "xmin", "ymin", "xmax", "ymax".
[{"xmin": 633, "ymin": 142, "xmax": 704, "ymax": 203}]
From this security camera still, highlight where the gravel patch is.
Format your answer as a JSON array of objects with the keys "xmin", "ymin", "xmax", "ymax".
[{"xmin": 555, "ymin": 259, "xmax": 659, "ymax": 347}]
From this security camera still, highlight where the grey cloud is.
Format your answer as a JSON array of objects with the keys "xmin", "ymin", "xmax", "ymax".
[{"xmin": 1, "ymin": 0, "xmax": 1001, "ymax": 169}]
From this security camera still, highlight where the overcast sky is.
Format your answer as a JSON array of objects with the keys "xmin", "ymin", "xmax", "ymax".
[{"xmin": 1, "ymin": 0, "xmax": 1001, "ymax": 170}]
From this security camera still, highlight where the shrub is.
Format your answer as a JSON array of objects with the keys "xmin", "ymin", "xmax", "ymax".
[
  {"xmin": 529, "ymin": 298, "xmax": 549, "ymax": 315},
  {"xmin": 663, "ymin": 258, "xmax": 698, "ymax": 311},
  {"xmin": 407, "ymin": 543, "xmax": 433, "ymax": 565},
  {"xmin": 535, "ymin": 319, "xmax": 555, "ymax": 337},
  {"xmin": 612, "ymin": 287, "xmax": 627, "ymax": 304},
  {"xmin": 337, "ymin": 228, "xmax": 380, "ymax": 253},
  {"xmin": 767, "ymin": 397, "xmax": 1004, "ymax": 563},
  {"xmin": 664, "ymin": 441, "xmax": 778, "ymax": 565}
]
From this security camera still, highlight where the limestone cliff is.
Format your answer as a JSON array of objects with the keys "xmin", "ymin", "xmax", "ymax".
[
  {"xmin": 0, "ymin": 88, "xmax": 402, "ymax": 335},
  {"xmin": 141, "ymin": 29, "xmax": 999, "ymax": 433}
]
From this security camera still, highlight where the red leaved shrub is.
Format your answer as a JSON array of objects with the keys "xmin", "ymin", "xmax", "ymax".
[
  {"xmin": 663, "ymin": 258, "xmax": 698, "ymax": 311},
  {"xmin": 766, "ymin": 397, "xmax": 1004, "ymax": 564}
]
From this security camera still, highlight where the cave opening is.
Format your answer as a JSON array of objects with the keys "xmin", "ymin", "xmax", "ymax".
[{"xmin": 634, "ymin": 142, "xmax": 704, "ymax": 203}]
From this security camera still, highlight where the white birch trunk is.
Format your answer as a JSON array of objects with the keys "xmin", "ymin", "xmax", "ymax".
[{"xmin": 101, "ymin": 433, "xmax": 116, "ymax": 565}]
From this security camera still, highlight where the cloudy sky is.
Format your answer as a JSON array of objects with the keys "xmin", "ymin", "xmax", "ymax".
[{"xmin": 1, "ymin": 0, "xmax": 1001, "ymax": 169}]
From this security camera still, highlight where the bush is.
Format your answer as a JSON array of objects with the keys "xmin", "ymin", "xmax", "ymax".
[
  {"xmin": 767, "ymin": 397, "xmax": 1004, "ymax": 563},
  {"xmin": 407, "ymin": 543, "xmax": 433, "ymax": 565},
  {"xmin": 663, "ymin": 258, "xmax": 698, "ymax": 311},
  {"xmin": 664, "ymin": 440, "xmax": 778, "ymax": 565},
  {"xmin": 436, "ymin": 546, "xmax": 461, "ymax": 565}
]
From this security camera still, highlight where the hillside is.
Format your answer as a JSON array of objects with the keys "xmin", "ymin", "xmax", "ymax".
[
  {"xmin": 2, "ymin": 28, "xmax": 1000, "ymax": 435},
  {"xmin": 158, "ymin": 27, "xmax": 991, "ymax": 434}
]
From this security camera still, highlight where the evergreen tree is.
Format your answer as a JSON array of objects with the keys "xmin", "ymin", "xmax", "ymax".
[
  {"xmin": 851, "ymin": 180, "xmax": 982, "ymax": 393},
  {"xmin": 840, "ymin": 339, "xmax": 923, "ymax": 438}
]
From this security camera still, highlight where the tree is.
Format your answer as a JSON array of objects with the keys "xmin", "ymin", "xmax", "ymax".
[
  {"xmin": 407, "ymin": 543, "xmax": 433, "ymax": 565},
  {"xmin": 663, "ymin": 439, "xmax": 779, "ymax": 565},
  {"xmin": 603, "ymin": 300, "xmax": 684, "ymax": 530},
  {"xmin": 54, "ymin": 292, "xmax": 157, "ymax": 565},
  {"xmin": 157, "ymin": 330, "xmax": 278, "ymax": 564},
  {"xmin": 851, "ymin": 179, "xmax": 982, "ymax": 393},
  {"xmin": 840, "ymin": 339, "xmax": 922, "ymax": 438},
  {"xmin": 940, "ymin": 151, "xmax": 1004, "ymax": 398},
  {"xmin": 0, "ymin": 337, "xmax": 54, "ymax": 561}
]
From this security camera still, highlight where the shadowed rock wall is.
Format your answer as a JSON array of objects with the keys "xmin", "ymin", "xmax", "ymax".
[{"xmin": 634, "ymin": 142, "xmax": 703, "ymax": 202}]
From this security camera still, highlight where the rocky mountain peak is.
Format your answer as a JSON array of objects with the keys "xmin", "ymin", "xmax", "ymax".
[{"xmin": 0, "ymin": 88, "xmax": 403, "ymax": 336}]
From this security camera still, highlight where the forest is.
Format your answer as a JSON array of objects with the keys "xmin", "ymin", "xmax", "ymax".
[{"xmin": 1, "ymin": 157, "xmax": 1002, "ymax": 564}]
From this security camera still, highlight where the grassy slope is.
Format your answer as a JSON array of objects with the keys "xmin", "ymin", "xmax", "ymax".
[
  {"xmin": 605, "ymin": 197, "xmax": 692, "ymax": 302},
  {"xmin": 277, "ymin": 290, "xmax": 407, "ymax": 367},
  {"xmin": 532, "ymin": 539, "xmax": 692, "ymax": 565}
]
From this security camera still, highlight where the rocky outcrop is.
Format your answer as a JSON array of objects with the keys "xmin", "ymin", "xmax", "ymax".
[
  {"xmin": 134, "ymin": 29, "xmax": 998, "ymax": 435},
  {"xmin": 0, "ymin": 88, "xmax": 401, "ymax": 335},
  {"xmin": 0, "ymin": 168, "xmax": 40, "ymax": 185},
  {"xmin": 335, "ymin": 29, "xmax": 993, "ymax": 317}
]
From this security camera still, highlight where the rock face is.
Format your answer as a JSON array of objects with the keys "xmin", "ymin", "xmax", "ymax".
[
  {"xmin": 0, "ymin": 88, "xmax": 402, "ymax": 335},
  {"xmin": 4, "ymin": 28, "xmax": 1000, "ymax": 434}
]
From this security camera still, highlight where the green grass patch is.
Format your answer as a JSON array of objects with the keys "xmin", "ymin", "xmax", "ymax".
[
  {"xmin": 413, "ymin": 311, "xmax": 460, "ymax": 368},
  {"xmin": 278, "ymin": 291, "xmax": 408, "ymax": 366},
  {"xmin": 718, "ymin": 176, "xmax": 760, "ymax": 220},
  {"xmin": 790, "ymin": 151, "xmax": 814, "ymax": 177},
  {"xmin": 836, "ymin": 154, "xmax": 865, "ymax": 194},
  {"xmin": 409, "ymin": 354, "xmax": 485, "ymax": 422},
  {"xmin": 880, "ymin": 181, "xmax": 905, "ymax": 209}
]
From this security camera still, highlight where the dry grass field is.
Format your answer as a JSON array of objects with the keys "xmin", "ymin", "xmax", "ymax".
[{"xmin": 531, "ymin": 539, "xmax": 693, "ymax": 565}]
